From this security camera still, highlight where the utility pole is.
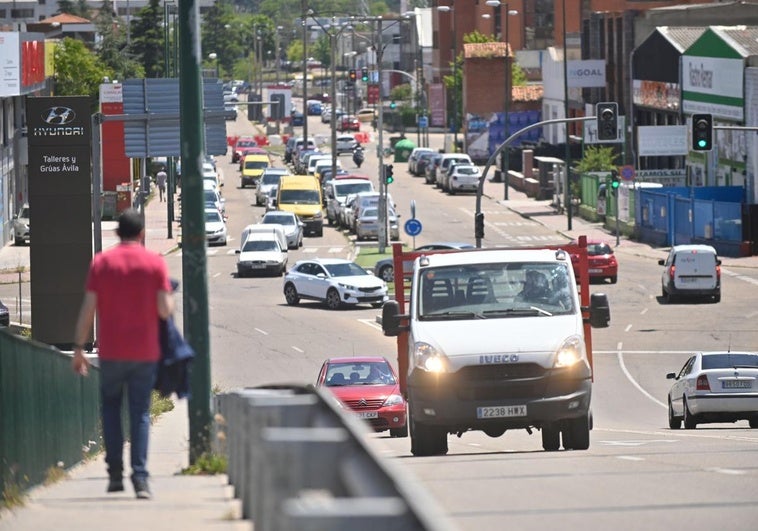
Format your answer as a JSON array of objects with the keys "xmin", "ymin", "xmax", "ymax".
[
  {"xmin": 376, "ymin": 18, "xmax": 388, "ymax": 253},
  {"xmin": 302, "ymin": 0, "xmax": 309, "ymax": 143}
]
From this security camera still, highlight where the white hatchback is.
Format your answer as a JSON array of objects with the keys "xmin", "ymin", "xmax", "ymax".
[
  {"xmin": 667, "ymin": 351, "xmax": 758, "ymax": 429},
  {"xmin": 204, "ymin": 208, "xmax": 228, "ymax": 246}
]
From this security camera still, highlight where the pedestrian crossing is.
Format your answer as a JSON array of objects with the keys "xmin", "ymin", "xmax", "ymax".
[
  {"xmin": 170, "ymin": 246, "xmax": 348, "ymax": 258},
  {"xmin": 457, "ymin": 207, "xmax": 567, "ymax": 246}
]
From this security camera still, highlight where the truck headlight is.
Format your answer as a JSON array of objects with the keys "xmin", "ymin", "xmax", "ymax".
[
  {"xmin": 414, "ymin": 342, "xmax": 449, "ymax": 373},
  {"xmin": 553, "ymin": 335, "xmax": 585, "ymax": 368}
]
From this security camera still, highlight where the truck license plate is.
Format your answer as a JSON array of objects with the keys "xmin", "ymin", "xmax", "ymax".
[{"xmin": 476, "ymin": 405, "xmax": 527, "ymax": 419}]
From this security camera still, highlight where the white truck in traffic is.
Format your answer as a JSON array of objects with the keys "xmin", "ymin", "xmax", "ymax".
[{"xmin": 381, "ymin": 238, "xmax": 610, "ymax": 456}]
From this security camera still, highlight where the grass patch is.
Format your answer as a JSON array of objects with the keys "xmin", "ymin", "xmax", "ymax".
[
  {"xmin": 150, "ymin": 391, "xmax": 174, "ymax": 422},
  {"xmin": 43, "ymin": 463, "xmax": 67, "ymax": 486},
  {"xmin": 2, "ymin": 468, "xmax": 27, "ymax": 509},
  {"xmin": 181, "ymin": 452, "xmax": 228, "ymax": 475}
]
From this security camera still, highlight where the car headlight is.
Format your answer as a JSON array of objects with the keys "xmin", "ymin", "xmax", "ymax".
[
  {"xmin": 414, "ymin": 342, "xmax": 449, "ymax": 373},
  {"xmin": 383, "ymin": 394, "xmax": 404, "ymax": 406},
  {"xmin": 338, "ymin": 283, "xmax": 357, "ymax": 291},
  {"xmin": 553, "ymin": 335, "xmax": 586, "ymax": 368}
]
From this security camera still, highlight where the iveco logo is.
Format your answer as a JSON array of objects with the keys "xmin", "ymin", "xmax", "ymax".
[
  {"xmin": 42, "ymin": 107, "xmax": 77, "ymax": 125},
  {"xmin": 358, "ymin": 398, "xmax": 367, "ymax": 407}
]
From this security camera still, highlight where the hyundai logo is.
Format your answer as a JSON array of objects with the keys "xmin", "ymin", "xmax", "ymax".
[{"xmin": 42, "ymin": 107, "xmax": 77, "ymax": 125}]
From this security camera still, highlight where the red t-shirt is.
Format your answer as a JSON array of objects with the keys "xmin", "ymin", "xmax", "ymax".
[{"xmin": 85, "ymin": 242, "xmax": 171, "ymax": 362}]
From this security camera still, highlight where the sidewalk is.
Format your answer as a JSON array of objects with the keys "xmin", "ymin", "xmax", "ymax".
[{"xmin": 0, "ymin": 194, "xmax": 249, "ymax": 530}]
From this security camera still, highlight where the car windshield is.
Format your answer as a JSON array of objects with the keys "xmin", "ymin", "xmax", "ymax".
[
  {"xmin": 325, "ymin": 262, "xmax": 368, "ymax": 277},
  {"xmin": 279, "ymin": 189, "xmax": 320, "ymax": 204},
  {"xmin": 325, "ymin": 362, "xmax": 396, "ymax": 386},
  {"xmin": 237, "ymin": 140, "xmax": 256, "ymax": 148},
  {"xmin": 244, "ymin": 160, "xmax": 268, "ymax": 170},
  {"xmin": 205, "ymin": 210, "xmax": 223, "ymax": 223},
  {"xmin": 19, "ymin": 207, "xmax": 29, "ymax": 218},
  {"xmin": 242, "ymin": 240, "xmax": 279, "ymax": 252},
  {"xmin": 701, "ymin": 353, "xmax": 758, "ymax": 369},
  {"xmin": 204, "ymin": 190, "xmax": 219, "ymax": 202},
  {"xmin": 456, "ymin": 166, "xmax": 479, "ymax": 175},
  {"xmin": 263, "ymin": 215, "xmax": 295, "ymax": 226},
  {"xmin": 335, "ymin": 182, "xmax": 372, "ymax": 196},
  {"xmin": 587, "ymin": 243, "xmax": 613, "ymax": 256},
  {"xmin": 418, "ymin": 262, "xmax": 575, "ymax": 320},
  {"xmin": 261, "ymin": 173, "xmax": 283, "ymax": 185}
]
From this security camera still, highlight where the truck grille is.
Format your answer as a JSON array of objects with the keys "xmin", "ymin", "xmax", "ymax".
[{"xmin": 458, "ymin": 363, "xmax": 546, "ymax": 381}]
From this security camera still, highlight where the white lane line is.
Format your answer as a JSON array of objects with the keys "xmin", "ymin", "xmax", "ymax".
[
  {"xmin": 302, "ymin": 247, "xmax": 318, "ymax": 253},
  {"xmin": 358, "ymin": 318, "xmax": 383, "ymax": 331},
  {"xmin": 213, "ymin": 272, "xmax": 221, "ymax": 278},
  {"xmin": 617, "ymin": 456, "xmax": 645, "ymax": 461},
  {"xmin": 617, "ymin": 350, "xmax": 667, "ymax": 408},
  {"xmin": 624, "ymin": 324, "xmax": 632, "ymax": 332},
  {"xmin": 328, "ymin": 247, "xmax": 343, "ymax": 253},
  {"xmin": 254, "ymin": 328, "xmax": 269, "ymax": 335},
  {"xmin": 595, "ymin": 350, "xmax": 699, "ymax": 354},
  {"xmin": 292, "ymin": 346, "xmax": 304, "ymax": 353},
  {"xmin": 640, "ymin": 308, "xmax": 648, "ymax": 316},
  {"xmin": 597, "ymin": 426, "xmax": 758, "ymax": 443},
  {"xmin": 705, "ymin": 467, "xmax": 747, "ymax": 475},
  {"xmin": 616, "ymin": 341, "xmax": 623, "ymax": 351}
]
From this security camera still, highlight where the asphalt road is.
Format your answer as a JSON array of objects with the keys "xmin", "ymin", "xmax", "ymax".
[{"xmin": 3, "ymin": 109, "xmax": 758, "ymax": 530}]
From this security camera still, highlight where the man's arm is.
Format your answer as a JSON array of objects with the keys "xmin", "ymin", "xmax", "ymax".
[
  {"xmin": 72, "ymin": 291, "xmax": 97, "ymax": 375},
  {"xmin": 157, "ymin": 290, "xmax": 174, "ymax": 320}
]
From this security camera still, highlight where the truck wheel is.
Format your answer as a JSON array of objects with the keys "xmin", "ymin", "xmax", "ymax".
[
  {"xmin": 410, "ymin": 411, "xmax": 447, "ymax": 456},
  {"xmin": 564, "ymin": 415, "xmax": 590, "ymax": 450},
  {"xmin": 541, "ymin": 423, "xmax": 560, "ymax": 451}
]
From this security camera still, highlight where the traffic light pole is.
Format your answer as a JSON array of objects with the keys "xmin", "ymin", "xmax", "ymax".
[{"xmin": 474, "ymin": 116, "xmax": 594, "ymax": 248}]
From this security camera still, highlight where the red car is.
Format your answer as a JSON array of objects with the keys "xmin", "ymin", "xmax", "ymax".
[
  {"xmin": 338, "ymin": 115, "xmax": 360, "ymax": 132},
  {"xmin": 569, "ymin": 239, "xmax": 618, "ymax": 284},
  {"xmin": 231, "ymin": 138, "xmax": 258, "ymax": 163},
  {"xmin": 316, "ymin": 356, "xmax": 408, "ymax": 437}
]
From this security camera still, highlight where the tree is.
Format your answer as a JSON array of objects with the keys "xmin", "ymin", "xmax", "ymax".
[
  {"xmin": 54, "ymin": 37, "xmax": 113, "ymax": 100},
  {"xmin": 574, "ymin": 146, "xmax": 619, "ymax": 173},
  {"xmin": 95, "ymin": 0, "xmax": 144, "ymax": 80},
  {"xmin": 128, "ymin": 0, "xmax": 165, "ymax": 78}
]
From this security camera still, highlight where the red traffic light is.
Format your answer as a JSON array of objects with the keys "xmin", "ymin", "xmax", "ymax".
[{"xmin": 348, "ymin": 69, "xmax": 357, "ymax": 82}]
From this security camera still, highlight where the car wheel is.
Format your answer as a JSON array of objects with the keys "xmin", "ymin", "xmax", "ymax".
[
  {"xmin": 284, "ymin": 283, "xmax": 300, "ymax": 306},
  {"xmin": 683, "ymin": 397, "xmax": 697, "ymax": 429},
  {"xmin": 563, "ymin": 415, "xmax": 590, "ymax": 450},
  {"xmin": 371, "ymin": 302, "xmax": 384, "ymax": 309},
  {"xmin": 378, "ymin": 264, "xmax": 394, "ymax": 283},
  {"xmin": 668, "ymin": 398, "xmax": 681, "ymax": 429},
  {"xmin": 14, "ymin": 236, "xmax": 22, "ymax": 246},
  {"xmin": 409, "ymin": 409, "xmax": 447, "ymax": 456},
  {"xmin": 666, "ymin": 291, "xmax": 676, "ymax": 304},
  {"xmin": 541, "ymin": 423, "xmax": 560, "ymax": 451},
  {"xmin": 237, "ymin": 268, "xmax": 247, "ymax": 279},
  {"xmin": 390, "ymin": 424, "xmax": 408, "ymax": 438},
  {"xmin": 448, "ymin": 188, "xmax": 456, "ymax": 195},
  {"xmin": 325, "ymin": 288, "xmax": 342, "ymax": 310},
  {"xmin": 610, "ymin": 276, "xmax": 618, "ymax": 284}
]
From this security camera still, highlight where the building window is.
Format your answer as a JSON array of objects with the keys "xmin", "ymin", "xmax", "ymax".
[{"xmin": 11, "ymin": 8, "xmax": 35, "ymax": 18}]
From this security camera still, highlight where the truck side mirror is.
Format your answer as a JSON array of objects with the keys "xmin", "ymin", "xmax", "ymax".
[
  {"xmin": 589, "ymin": 293, "xmax": 610, "ymax": 328},
  {"xmin": 382, "ymin": 300, "xmax": 401, "ymax": 337}
]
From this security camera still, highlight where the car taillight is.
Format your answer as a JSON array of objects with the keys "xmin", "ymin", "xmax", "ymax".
[
  {"xmin": 669, "ymin": 264, "xmax": 676, "ymax": 280},
  {"xmin": 696, "ymin": 374, "xmax": 710, "ymax": 391},
  {"xmin": 716, "ymin": 264, "xmax": 721, "ymax": 280}
]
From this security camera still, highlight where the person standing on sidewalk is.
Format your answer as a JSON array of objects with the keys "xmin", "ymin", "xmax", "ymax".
[
  {"xmin": 155, "ymin": 166, "xmax": 167, "ymax": 202},
  {"xmin": 71, "ymin": 208, "xmax": 174, "ymax": 499}
]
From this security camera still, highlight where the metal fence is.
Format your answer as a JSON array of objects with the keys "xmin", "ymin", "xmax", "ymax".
[{"xmin": 0, "ymin": 329, "xmax": 101, "ymax": 496}]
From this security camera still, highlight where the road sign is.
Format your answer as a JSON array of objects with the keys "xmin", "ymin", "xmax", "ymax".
[
  {"xmin": 418, "ymin": 116, "xmax": 428, "ymax": 129},
  {"xmin": 619, "ymin": 165, "xmax": 635, "ymax": 181},
  {"xmin": 404, "ymin": 218, "xmax": 422, "ymax": 237}
]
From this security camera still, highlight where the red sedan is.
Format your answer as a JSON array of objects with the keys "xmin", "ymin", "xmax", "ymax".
[
  {"xmin": 569, "ymin": 239, "xmax": 618, "ymax": 284},
  {"xmin": 338, "ymin": 115, "xmax": 361, "ymax": 132},
  {"xmin": 316, "ymin": 356, "xmax": 408, "ymax": 437},
  {"xmin": 231, "ymin": 138, "xmax": 258, "ymax": 163}
]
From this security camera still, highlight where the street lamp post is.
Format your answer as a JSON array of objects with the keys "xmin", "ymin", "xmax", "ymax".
[
  {"xmin": 486, "ymin": 0, "xmax": 518, "ymax": 199},
  {"xmin": 437, "ymin": 5, "xmax": 457, "ymax": 151}
]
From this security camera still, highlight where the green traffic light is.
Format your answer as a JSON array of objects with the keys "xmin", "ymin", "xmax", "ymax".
[{"xmin": 697, "ymin": 139, "xmax": 707, "ymax": 148}]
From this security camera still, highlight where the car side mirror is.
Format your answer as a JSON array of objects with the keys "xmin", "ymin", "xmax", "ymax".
[
  {"xmin": 317, "ymin": 273, "xmax": 327, "ymax": 279},
  {"xmin": 666, "ymin": 372, "xmax": 677, "ymax": 380},
  {"xmin": 716, "ymin": 259, "xmax": 722, "ymax": 266},
  {"xmin": 658, "ymin": 259, "xmax": 665, "ymax": 266},
  {"xmin": 235, "ymin": 250, "xmax": 241, "ymax": 254}
]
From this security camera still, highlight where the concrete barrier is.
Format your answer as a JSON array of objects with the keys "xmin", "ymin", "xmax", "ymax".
[{"xmin": 215, "ymin": 385, "xmax": 456, "ymax": 531}]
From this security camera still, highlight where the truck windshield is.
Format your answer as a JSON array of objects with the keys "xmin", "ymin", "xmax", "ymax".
[
  {"xmin": 417, "ymin": 262, "xmax": 575, "ymax": 320},
  {"xmin": 279, "ymin": 189, "xmax": 321, "ymax": 204}
]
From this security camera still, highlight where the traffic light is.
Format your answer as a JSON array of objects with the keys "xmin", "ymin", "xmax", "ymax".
[
  {"xmin": 475, "ymin": 212, "xmax": 485, "ymax": 239},
  {"xmin": 389, "ymin": 101, "xmax": 396, "ymax": 109},
  {"xmin": 348, "ymin": 69, "xmax": 356, "ymax": 83},
  {"xmin": 596, "ymin": 102, "xmax": 618, "ymax": 141},
  {"xmin": 384, "ymin": 164, "xmax": 394, "ymax": 185},
  {"xmin": 361, "ymin": 67, "xmax": 369, "ymax": 82},
  {"xmin": 692, "ymin": 113, "xmax": 713, "ymax": 151},
  {"xmin": 610, "ymin": 170, "xmax": 620, "ymax": 195}
]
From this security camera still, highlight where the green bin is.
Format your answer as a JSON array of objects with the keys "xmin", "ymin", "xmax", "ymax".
[{"xmin": 393, "ymin": 138, "xmax": 416, "ymax": 163}]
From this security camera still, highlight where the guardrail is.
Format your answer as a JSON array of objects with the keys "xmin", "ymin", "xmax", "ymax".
[{"xmin": 215, "ymin": 385, "xmax": 457, "ymax": 531}]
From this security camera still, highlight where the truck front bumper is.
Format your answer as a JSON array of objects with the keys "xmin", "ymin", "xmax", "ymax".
[{"xmin": 407, "ymin": 365, "xmax": 591, "ymax": 431}]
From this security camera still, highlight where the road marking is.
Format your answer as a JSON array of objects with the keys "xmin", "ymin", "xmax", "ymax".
[
  {"xmin": 212, "ymin": 272, "xmax": 221, "ymax": 278},
  {"xmin": 640, "ymin": 308, "xmax": 648, "ymax": 315},
  {"xmin": 617, "ymin": 350, "xmax": 667, "ymax": 408},
  {"xmin": 328, "ymin": 247, "xmax": 343, "ymax": 253},
  {"xmin": 616, "ymin": 341, "xmax": 623, "ymax": 350},
  {"xmin": 596, "ymin": 426, "xmax": 758, "ymax": 443},
  {"xmin": 358, "ymin": 318, "xmax": 383, "ymax": 331},
  {"xmin": 599, "ymin": 440, "xmax": 677, "ymax": 446},
  {"xmin": 254, "ymin": 328, "xmax": 268, "ymax": 335},
  {"xmin": 705, "ymin": 467, "xmax": 747, "ymax": 475},
  {"xmin": 302, "ymin": 248, "xmax": 318, "ymax": 253},
  {"xmin": 292, "ymin": 346, "xmax": 304, "ymax": 353},
  {"xmin": 624, "ymin": 324, "xmax": 632, "ymax": 332},
  {"xmin": 617, "ymin": 455, "xmax": 645, "ymax": 461}
]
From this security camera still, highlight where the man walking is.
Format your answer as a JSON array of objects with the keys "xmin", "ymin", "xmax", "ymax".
[
  {"xmin": 156, "ymin": 166, "xmax": 167, "ymax": 202},
  {"xmin": 72, "ymin": 209, "xmax": 174, "ymax": 499}
]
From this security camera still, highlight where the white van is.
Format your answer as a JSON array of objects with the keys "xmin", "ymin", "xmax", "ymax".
[
  {"xmin": 659, "ymin": 244, "xmax": 721, "ymax": 303},
  {"xmin": 240, "ymin": 224, "xmax": 287, "ymax": 254}
]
